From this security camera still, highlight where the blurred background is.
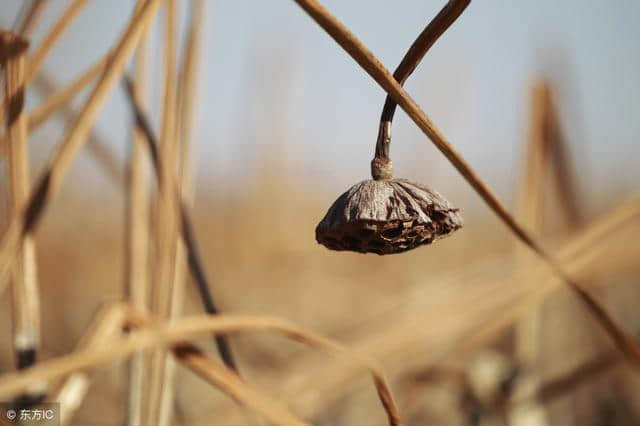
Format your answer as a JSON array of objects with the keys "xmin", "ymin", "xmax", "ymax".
[{"xmin": 0, "ymin": 1, "xmax": 639, "ymax": 425}]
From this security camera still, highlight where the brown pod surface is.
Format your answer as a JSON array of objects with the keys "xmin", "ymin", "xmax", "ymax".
[{"xmin": 316, "ymin": 179, "xmax": 462, "ymax": 255}]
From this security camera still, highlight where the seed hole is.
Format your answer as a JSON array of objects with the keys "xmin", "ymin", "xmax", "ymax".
[
  {"xmin": 431, "ymin": 211, "xmax": 447, "ymax": 222},
  {"xmin": 381, "ymin": 226, "xmax": 403, "ymax": 240}
]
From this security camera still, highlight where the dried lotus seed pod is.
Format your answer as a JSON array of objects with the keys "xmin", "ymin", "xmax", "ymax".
[{"xmin": 316, "ymin": 178, "xmax": 462, "ymax": 255}]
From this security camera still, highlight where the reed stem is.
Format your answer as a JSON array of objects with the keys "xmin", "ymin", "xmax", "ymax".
[
  {"xmin": 125, "ymin": 1, "xmax": 152, "ymax": 424},
  {"xmin": 122, "ymin": 76, "xmax": 239, "ymax": 372},
  {"xmin": 1, "ymin": 30, "xmax": 43, "ymax": 405}
]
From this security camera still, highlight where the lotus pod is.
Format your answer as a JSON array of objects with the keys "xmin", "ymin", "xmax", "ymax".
[{"xmin": 316, "ymin": 179, "xmax": 462, "ymax": 255}]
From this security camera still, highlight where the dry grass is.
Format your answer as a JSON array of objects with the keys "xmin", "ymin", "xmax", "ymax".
[{"xmin": 0, "ymin": 1, "xmax": 638, "ymax": 425}]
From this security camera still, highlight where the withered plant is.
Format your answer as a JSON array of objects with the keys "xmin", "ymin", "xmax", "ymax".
[{"xmin": 0, "ymin": 1, "xmax": 637, "ymax": 425}]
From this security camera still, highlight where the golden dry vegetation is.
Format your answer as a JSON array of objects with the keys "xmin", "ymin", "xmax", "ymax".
[{"xmin": 0, "ymin": 1, "xmax": 639, "ymax": 425}]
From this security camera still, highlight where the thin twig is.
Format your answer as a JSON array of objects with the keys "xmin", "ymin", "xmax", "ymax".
[{"xmin": 292, "ymin": 0, "xmax": 640, "ymax": 365}]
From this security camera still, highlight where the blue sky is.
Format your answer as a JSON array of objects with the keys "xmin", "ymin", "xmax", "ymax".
[{"xmin": 3, "ymin": 1, "xmax": 639, "ymax": 213}]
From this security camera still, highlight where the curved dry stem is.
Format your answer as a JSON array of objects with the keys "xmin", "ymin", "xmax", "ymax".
[
  {"xmin": 0, "ymin": 314, "xmax": 402, "ymax": 426},
  {"xmin": 292, "ymin": 0, "xmax": 640, "ymax": 366},
  {"xmin": 174, "ymin": 343, "xmax": 310, "ymax": 426},
  {"xmin": 47, "ymin": 304, "xmax": 307, "ymax": 426},
  {"xmin": 374, "ymin": 0, "xmax": 470, "ymax": 163}
]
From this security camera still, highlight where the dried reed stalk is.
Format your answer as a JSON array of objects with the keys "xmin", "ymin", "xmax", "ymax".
[
  {"xmin": 281, "ymin": 197, "xmax": 640, "ymax": 417},
  {"xmin": 0, "ymin": 7, "xmax": 112, "ymax": 160},
  {"xmin": 0, "ymin": 313, "xmax": 403, "ymax": 426},
  {"xmin": 25, "ymin": 0, "xmax": 88, "ymax": 83},
  {"xmin": 157, "ymin": 3, "xmax": 207, "ymax": 425},
  {"xmin": 0, "ymin": 52, "xmax": 107, "ymax": 157},
  {"xmin": 544, "ymin": 92, "xmax": 582, "ymax": 226},
  {"xmin": 125, "ymin": 311, "xmax": 306, "ymax": 426},
  {"xmin": 0, "ymin": 0, "xmax": 46, "ymax": 136},
  {"xmin": 147, "ymin": 2, "xmax": 181, "ymax": 424},
  {"xmin": 16, "ymin": 0, "xmax": 49, "ymax": 37},
  {"xmin": 151, "ymin": 0, "xmax": 179, "ymax": 320},
  {"xmin": 514, "ymin": 82, "xmax": 551, "ymax": 369},
  {"xmin": 29, "ymin": 54, "xmax": 109, "ymax": 129},
  {"xmin": 292, "ymin": 0, "xmax": 640, "ymax": 365},
  {"xmin": 171, "ymin": 0, "xmax": 206, "ymax": 332},
  {"xmin": 29, "ymin": 72, "xmax": 124, "ymax": 188},
  {"xmin": 172, "ymin": 344, "xmax": 309, "ymax": 426},
  {"xmin": 47, "ymin": 303, "xmax": 128, "ymax": 425},
  {"xmin": 511, "ymin": 81, "xmax": 554, "ymax": 426},
  {"xmin": 1, "ymin": 32, "xmax": 43, "ymax": 404},
  {"xmin": 0, "ymin": 0, "xmax": 162, "ymax": 314},
  {"xmin": 125, "ymin": 2, "xmax": 152, "ymax": 424},
  {"xmin": 122, "ymin": 77, "xmax": 238, "ymax": 370},
  {"xmin": 0, "ymin": 4, "xmax": 125, "ymax": 142},
  {"xmin": 0, "ymin": 0, "xmax": 86, "ymax": 130}
]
